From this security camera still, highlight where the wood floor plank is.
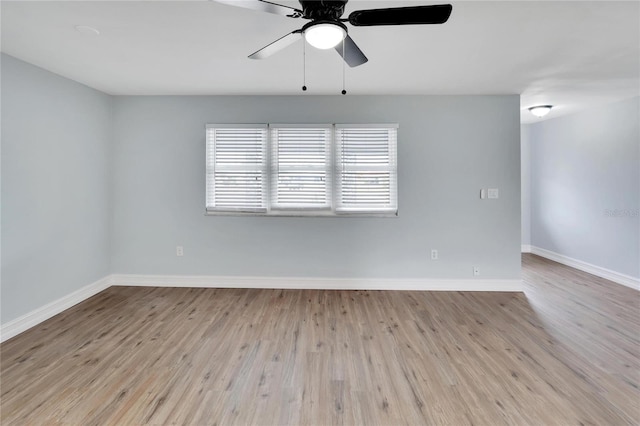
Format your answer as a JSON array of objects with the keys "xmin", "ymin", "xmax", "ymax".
[{"xmin": 1, "ymin": 254, "xmax": 638, "ymax": 425}]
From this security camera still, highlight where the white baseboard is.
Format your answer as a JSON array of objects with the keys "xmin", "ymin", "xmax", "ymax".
[
  {"xmin": 521, "ymin": 244, "xmax": 532, "ymax": 253},
  {"xmin": 111, "ymin": 274, "xmax": 523, "ymax": 292},
  {"xmin": 0, "ymin": 274, "xmax": 523, "ymax": 343},
  {"xmin": 0, "ymin": 275, "xmax": 112, "ymax": 343},
  {"xmin": 530, "ymin": 246, "xmax": 639, "ymax": 291}
]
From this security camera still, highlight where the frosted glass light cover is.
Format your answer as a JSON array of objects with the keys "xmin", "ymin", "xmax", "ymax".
[
  {"xmin": 304, "ymin": 23, "xmax": 346, "ymax": 50},
  {"xmin": 529, "ymin": 105, "xmax": 553, "ymax": 118}
]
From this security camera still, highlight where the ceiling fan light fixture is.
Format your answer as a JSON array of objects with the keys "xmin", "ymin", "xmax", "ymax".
[
  {"xmin": 528, "ymin": 105, "xmax": 553, "ymax": 118},
  {"xmin": 304, "ymin": 22, "xmax": 346, "ymax": 50}
]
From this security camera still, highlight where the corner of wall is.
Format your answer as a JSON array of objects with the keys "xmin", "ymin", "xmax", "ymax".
[
  {"xmin": 521, "ymin": 123, "xmax": 532, "ymax": 247},
  {"xmin": 107, "ymin": 94, "xmax": 116, "ymax": 275}
]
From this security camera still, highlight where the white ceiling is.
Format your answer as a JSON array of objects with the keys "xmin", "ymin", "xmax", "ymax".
[{"xmin": 1, "ymin": 0, "xmax": 639, "ymax": 123}]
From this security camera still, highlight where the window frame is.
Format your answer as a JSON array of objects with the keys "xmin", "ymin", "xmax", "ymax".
[{"xmin": 205, "ymin": 123, "xmax": 398, "ymax": 217}]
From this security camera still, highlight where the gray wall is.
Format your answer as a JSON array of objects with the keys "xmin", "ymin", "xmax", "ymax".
[
  {"xmin": 521, "ymin": 124, "xmax": 531, "ymax": 247},
  {"xmin": 1, "ymin": 56, "xmax": 522, "ymax": 327},
  {"xmin": 1, "ymin": 54, "xmax": 112, "ymax": 323},
  {"xmin": 112, "ymin": 95, "xmax": 521, "ymax": 279},
  {"xmin": 530, "ymin": 97, "xmax": 640, "ymax": 278}
]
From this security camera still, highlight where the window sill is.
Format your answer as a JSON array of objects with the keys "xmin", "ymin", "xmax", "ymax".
[{"xmin": 204, "ymin": 210, "xmax": 398, "ymax": 218}]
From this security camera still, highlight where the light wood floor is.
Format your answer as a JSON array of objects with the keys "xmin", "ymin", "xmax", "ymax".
[{"xmin": 1, "ymin": 254, "xmax": 638, "ymax": 425}]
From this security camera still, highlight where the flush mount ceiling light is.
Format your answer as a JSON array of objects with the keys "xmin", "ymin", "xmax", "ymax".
[
  {"xmin": 529, "ymin": 105, "xmax": 553, "ymax": 118},
  {"xmin": 74, "ymin": 25, "xmax": 100, "ymax": 36},
  {"xmin": 303, "ymin": 22, "xmax": 347, "ymax": 50}
]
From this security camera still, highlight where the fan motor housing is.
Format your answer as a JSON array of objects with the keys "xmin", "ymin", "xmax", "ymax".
[{"xmin": 299, "ymin": 0, "xmax": 347, "ymax": 21}]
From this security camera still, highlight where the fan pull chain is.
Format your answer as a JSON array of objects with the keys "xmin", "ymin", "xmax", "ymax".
[
  {"xmin": 302, "ymin": 40, "xmax": 307, "ymax": 92},
  {"xmin": 341, "ymin": 40, "xmax": 347, "ymax": 95}
]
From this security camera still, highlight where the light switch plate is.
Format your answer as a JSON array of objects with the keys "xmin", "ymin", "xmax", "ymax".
[{"xmin": 488, "ymin": 188, "xmax": 499, "ymax": 199}]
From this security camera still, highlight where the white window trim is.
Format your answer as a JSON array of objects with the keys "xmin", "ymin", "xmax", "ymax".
[{"xmin": 205, "ymin": 123, "xmax": 399, "ymax": 217}]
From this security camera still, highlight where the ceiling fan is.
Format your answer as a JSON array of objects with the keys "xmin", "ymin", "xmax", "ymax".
[{"xmin": 213, "ymin": 0, "xmax": 453, "ymax": 67}]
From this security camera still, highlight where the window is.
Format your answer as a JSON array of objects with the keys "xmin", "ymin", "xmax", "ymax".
[
  {"xmin": 206, "ymin": 123, "xmax": 398, "ymax": 216},
  {"xmin": 335, "ymin": 125, "xmax": 398, "ymax": 213},
  {"xmin": 271, "ymin": 125, "xmax": 332, "ymax": 211},
  {"xmin": 206, "ymin": 124, "xmax": 267, "ymax": 212}
]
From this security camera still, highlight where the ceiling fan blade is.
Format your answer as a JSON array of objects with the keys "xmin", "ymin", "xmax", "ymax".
[
  {"xmin": 335, "ymin": 35, "xmax": 368, "ymax": 67},
  {"xmin": 212, "ymin": 0, "xmax": 303, "ymax": 18},
  {"xmin": 249, "ymin": 31, "xmax": 303, "ymax": 59},
  {"xmin": 348, "ymin": 4, "xmax": 452, "ymax": 26}
]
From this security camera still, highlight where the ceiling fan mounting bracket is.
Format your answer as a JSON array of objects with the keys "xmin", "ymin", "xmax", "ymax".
[{"xmin": 298, "ymin": 0, "xmax": 348, "ymax": 21}]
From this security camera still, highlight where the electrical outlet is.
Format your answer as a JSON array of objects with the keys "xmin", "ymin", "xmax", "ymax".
[
  {"xmin": 176, "ymin": 246, "xmax": 184, "ymax": 257},
  {"xmin": 488, "ymin": 188, "xmax": 499, "ymax": 199},
  {"xmin": 473, "ymin": 266, "xmax": 480, "ymax": 276},
  {"xmin": 431, "ymin": 249, "xmax": 438, "ymax": 260}
]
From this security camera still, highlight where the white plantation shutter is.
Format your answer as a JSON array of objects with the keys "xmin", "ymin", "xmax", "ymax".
[
  {"xmin": 206, "ymin": 124, "xmax": 268, "ymax": 212},
  {"xmin": 270, "ymin": 125, "xmax": 332, "ymax": 210},
  {"xmin": 206, "ymin": 123, "xmax": 398, "ymax": 216},
  {"xmin": 335, "ymin": 124, "xmax": 398, "ymax": 214}
]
